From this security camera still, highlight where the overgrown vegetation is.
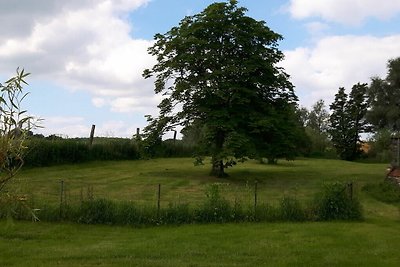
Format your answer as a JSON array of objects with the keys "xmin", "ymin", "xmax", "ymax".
[
  {"xmin": 363, "ymin": 180, "xmax": 400, "ymax": 203},
  {"xmin": 0, "ymin": 69, "xmax": 34, "ymax": 192},
  {"xmin": 23, "ymin": 137, "xmax": 195, "ymax": 167},
  {"xmin": 1, "ymin": 181, "xmax": 363, "ymax": 226}
]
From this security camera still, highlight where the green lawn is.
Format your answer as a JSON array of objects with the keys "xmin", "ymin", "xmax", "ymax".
[
  {"xmin": 1, "ymin": 158, "xmax": 400, "ymax": 266},
  {"xmin": 11, "ymin": 158, "xmax": 389, "ymax": 206},
  {"xmin": 1, "ymin": 220, "xmax": 400, "ymax": 266}
]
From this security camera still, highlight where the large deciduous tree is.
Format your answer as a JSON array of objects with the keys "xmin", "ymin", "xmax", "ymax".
[
  {"xmin": 367, "ymin": 57, "xmax": 400, "ymax": 132},
  {"xmin": 143, "ymin": 0, "xmax": 297, "ymax": 177},
  {"xmin": 329, "ymin": 83, "xmax": 368, "ymax": 160}
]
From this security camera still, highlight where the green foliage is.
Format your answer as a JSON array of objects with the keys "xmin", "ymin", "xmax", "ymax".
[
  {"xmin": 329, "ymin": 83, "xmax": 368, "ymax": 160},
  {"xmin": 78, "ymin": 199, "xmax": 117, "ymax": 225},
  {"xmin": 0, "ymin": 193, "xmax": 38, "ymax": 221},
  {"xmin": 366, "ymin": 129, "xmax": 392, "ymax": 162},
  {"xmin": 301, "ymin": 100, "xmax": 333, "ymax": 157},
  {"xmin": 313, "ymin": 182, "xmax": 363, "ymax": 221},
  {"xmin": 143, "ymin": 0, "xmax": 298, "ymax": 177},
  {"xmin": 367, "ymin": 57, "xmax": 400, "ymax": 132},
  {"xmin": 24, "ymin": 138, "xmax": 141, "ymax": 167},
  {"xmin": 195, "ymin": 183, "xmax": 233, "ymax": 223},
  {"xmin": 362, "ymin": 181, "xmax": 400, "ymax": 203},
  {"xmin": 3, "ymin": 179, "xmax": 366, "ymax": 226},
  {"xmin": 279, "ymin": 196, "xmax": 306, "ymax": 221},
  {"xmin": 0, "ymin": 68, "xmax": 35, "ymax": 192}
]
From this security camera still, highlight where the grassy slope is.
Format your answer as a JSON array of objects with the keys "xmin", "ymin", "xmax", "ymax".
[{"xmin": 1, "ymin": 158, "xmax": 400, "ymax": 266}]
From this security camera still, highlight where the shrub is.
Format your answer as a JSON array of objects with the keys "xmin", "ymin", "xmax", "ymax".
[
  {"xmin": 24, "ymin": 138, "xmax": 140, "ymax": 167},
  {"xmin": 279, "ymin": 196, "xmax": 306, "ymax": 221},
  {"xmin": 0, "ymin": 193, "xmax": 38, "ymax": 221},
  {"xmin": 78, "ymin": 199, "xmax": 117, "ymax": 225},
  {"xmin": 195, "ymin": 184, "xmax": 233, "ymax": 223},
  {"xmin": 159, "ymin": 203, "xmax": 193, "ymax": 225},
  {"xmin": 313, "ymin": 182, "xmax": 363, "ymax": 221}
]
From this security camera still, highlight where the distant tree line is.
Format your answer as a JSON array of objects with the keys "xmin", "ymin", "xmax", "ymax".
[{"xmin": 298, "ymin": 57, "xmax": 400, "ymax": 161}]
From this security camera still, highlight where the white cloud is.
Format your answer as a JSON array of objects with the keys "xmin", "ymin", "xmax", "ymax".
[
  {"xmin": 36, "ymin": 116, "xmax": 89, "ymax": 137},
  {"xmin": 288, "ymin": 0, "xmax": 400, "ymax": 25},
  {"xmin": 36, "ymin": 116, "xmax": 144, "ymax": 138},
  {"xmin": 282, "ymin": 34, "xmax": 400, "ymax": 107},
  {"xmin": 0, "ymin": 0, "xmax": 156, "ymax": 114},
  {"xmin": 305, "ymin": 22, "xmax": 329, "ymax": 37}
]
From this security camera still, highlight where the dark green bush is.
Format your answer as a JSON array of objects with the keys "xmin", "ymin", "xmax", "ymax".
[
  {"xmin": 159, "ymin": 203, "xmax": 193, "ymax": 225},
  {"xmin": 24, "ymin": 138, "xmax": 140, "ymax": 167},
  {"xmin": 78, "ymin": 199, "xmax": 117, "ymax": 225},
  {"xmin": 313, "ymin": 182, "xmax": 363, "ymax": 221},
  {"xmin": 279, "ymin": 196, "xmax": 306, "ymax": 221}
]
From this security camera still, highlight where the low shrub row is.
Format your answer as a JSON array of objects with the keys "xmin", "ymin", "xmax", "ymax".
[
  {"xmin": 24, "ymin": 138, "xmax": 196, "ymax": 167},
  {"xmin": 1, "ymin": 182, "xmax": 363, "ymax": 225}
]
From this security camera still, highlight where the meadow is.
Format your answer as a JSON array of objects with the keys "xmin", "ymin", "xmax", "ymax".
[{"xmin": 1, "ymin": 158, "xmax": 400, "ymax": 266}]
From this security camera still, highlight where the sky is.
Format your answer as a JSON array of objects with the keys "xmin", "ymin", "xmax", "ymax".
[{"xmin": 1, "ymin": 0, "xmax": 400, "ymax": 138}]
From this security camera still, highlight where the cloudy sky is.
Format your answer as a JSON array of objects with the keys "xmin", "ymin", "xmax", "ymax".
[{"xmin": 1, "ymin": 0, "xmax": 400, "ymax": 138}]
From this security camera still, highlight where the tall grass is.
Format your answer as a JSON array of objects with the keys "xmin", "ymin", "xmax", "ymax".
[
  {"xmin": 24, "ymin": 138, "xmax": 196, "ymax": 167},
  {"xmin": 0, "ymin": 182, "xmax": 363, "ymax": 226}
]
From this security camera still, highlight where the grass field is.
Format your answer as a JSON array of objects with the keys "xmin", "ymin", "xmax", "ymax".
[
  {"xmin": 1, "ymin": 158, "xmax": 400, "ymax": 266},
  {"xmin": 10, "ymin": 158, "xmax": 389, "ymax": 206}
]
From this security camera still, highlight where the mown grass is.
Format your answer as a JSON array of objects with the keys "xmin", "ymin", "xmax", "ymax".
[
  {"xmin": 1, "ymin": 219, "xmax": 400, "ymax": 266},
  {"xmin": 11, "ymin": 158, "xmax": 387, "ymax": 207},
  {"xmin": 1, "ymin": 158, "xmax": 399, "ymax": 266}
]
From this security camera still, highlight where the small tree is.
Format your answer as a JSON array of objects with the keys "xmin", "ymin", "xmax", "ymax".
[
  {"xmin": 305, "ymin": 99, "xmax": 331, "ymax": 156},
  {"xmin": 0, "ymin": 69, "xmax": 33, "ymax": 192}
]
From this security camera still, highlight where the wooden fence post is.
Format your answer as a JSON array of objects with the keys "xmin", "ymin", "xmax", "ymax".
[
  {"xmin": 254, "ymin": 180, "xmax": 258, "ymax": 219},
  {"xmin": 89, "ymin": 124, "xmax": 95, "ymax": 147},
  {"xmin": 348, "ymin": 182, "xmax": 353, "ymax": 201},
  {"xmin": 59, "ymin": 180, "xmax": 64, "ymax": 219},
  {"xmin": 157, "ymin": 184, "xmax": 161, "ymax": 217}
]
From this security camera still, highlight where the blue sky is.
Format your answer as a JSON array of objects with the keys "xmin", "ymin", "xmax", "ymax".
[{"xmin": 1, "ymin": 0, "xmax": 400, "ymax": 138}]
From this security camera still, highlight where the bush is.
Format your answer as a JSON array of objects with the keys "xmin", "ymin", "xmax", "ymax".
[
  {"xmin": 279, "ymin": 196, "xmax": 306, "ymax": 221},
  {"xmin": 78, "ymin": 199, "xmax": 117, "ymax": 225},
  {"xmin": 5, "ymin": 182, "xmax": 365, "ymax": 226},
  {"xmin": 0, "ymin": 194, "xmax": 38, "ymax": 221},
  {"xmin": 160, "ymin": 203, "xmax": 193, "ymax": 225},
  {"xmin": 24, "ymin": 138, "xmax": 140, "ymax": 167},
  {"xmin": 195, "ymin": 184, "xmax": 233, "ymax": 223},
  {"xmin": 313, "ymin": 182, "xmax": 363, "ymax": 221}
]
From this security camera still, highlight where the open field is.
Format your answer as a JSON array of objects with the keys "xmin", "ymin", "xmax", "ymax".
[
  {"xmin": 10, "ymin": 158, "xmax": 389, "ymax": 206},
  {"xmin": 1, "ymin": 158, "xmax": 400, "ymax": 266}
]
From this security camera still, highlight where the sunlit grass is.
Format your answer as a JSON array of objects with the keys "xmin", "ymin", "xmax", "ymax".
[
  {"xmin": 1, "ymin": 158, "xmax": 400, "ymax": 266},
  {"xmin": 12, "ymin": 158, "xmax": 387, "ymax": 208}
]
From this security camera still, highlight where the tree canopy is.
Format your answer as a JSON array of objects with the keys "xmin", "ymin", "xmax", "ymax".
[
  {"xmin": 143, "ymin": 0, "xmax": 298, "ymax": 176},
  {"xmin": 329, "ymin": 83, "xmax": 368, "ymax": 160},
  {"xmin": 367, "ymin": 57, "xmax": 400, "ymax": 132}
]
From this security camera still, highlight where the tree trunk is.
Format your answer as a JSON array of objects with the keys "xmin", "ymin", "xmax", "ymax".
[
  {"xmin": 210, "ymin": 130, "xmax": 227, "ymax": 177},
  {"xmin": 210, "ymin": 159, "xmax": 227, "ymax": 177}
]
